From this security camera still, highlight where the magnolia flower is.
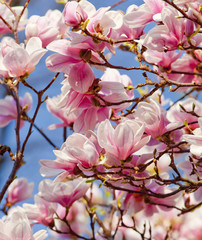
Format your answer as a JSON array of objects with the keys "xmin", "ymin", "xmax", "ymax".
[
  {"xmin": 97, "ymin": 119, "xmax": 150, "ymax": 160},
  {"xmin": 134, "ymin": 99, "xmax": 167, "ymax": 138},
  {"xmin": 0, "ymin": 92, "xmax": 32, "ymax": 129},
  {"xmin": 143, "ymin": 49, "xmax": 181, "ymax": 71},
  {"xmin": 63, "ymin": 1, "xmax": 88, "ymax": 27},
  {"xmin": 38, "ymin": 178, "xmax": 90, "ymax": 208},
  {"xmin": 168, "ymin": 51, "xmax": 202, "ymax": 86},
  {"xmin": 46, "ymin": 93, "xmax": 77, "ymax": 130},
  {"xmin": 25, "ymin": 9, "xmax": 67, "ymax": 47},
  {"xmin": 23, "ymin": 195, "xmax": 57, "ymax": 226},
  {"xmin": 46, "ymin": 77, "xmax": 111, "ymax": 133},
  {"xmin": 40, "ymin": 131, "xmax": 102, "ymax": 180},
  {"xmin": 46, "ymin": 36, "xmax": 105, "ymax": 93},
  {"xmin": 0, "ymin": 206, "xmax": 47, "ymax": 240},
  {"xmin": 7, "ymin": 178, "xmax": 34, "ymax": 205},
  {"xmin": 183, "ymin": 117, "xmax": 202, "ymax": 156},
  {"xmin": 0, "ymin": 37, "xmax": 47, "ymax": 78},
  {"xmin": 143, "ymin": 6, "xmax": 186, "ymax": 51},
  {"xmin": 86, "ymin": 7, "xmax": 123, "ymax": 37},
  {"xmin": 120, "ymin": 182, "xmax": 179, "ymax": 216},
  {"xmin": 124, "ymin": 0, "xmax": 166, "ymax": 28},
  {"xmin": 99, "ymin": 68, "xmax": 134, "ymax": 112},
  {"xmin": 167, "ymin": 98, "xmax": 202, "ymax": 130}
]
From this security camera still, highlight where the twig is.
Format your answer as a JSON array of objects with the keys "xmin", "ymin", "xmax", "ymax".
[{"xmin": 109, "ymin": 0, "xmax": 127, "ymax": 10}]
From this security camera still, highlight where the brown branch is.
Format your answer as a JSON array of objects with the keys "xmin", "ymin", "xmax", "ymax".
[
  {"xmin": 89, "ymin": 56, "xmax": 202, "ymax": 88},
  {"xmin": 179, "ymin": 201, "xmax": 202, "ymax": 215},
  {"xmin": 41, "ymin": 72, "xmax": 60, "ymax": 93},
  {"xmin": 24, "ymin": 117, "xmax": 59, "ymax": 150},
  {"xmin": 0, "ymin": 85, "xmax": 23, "ymax": 203},
  {"xmin": 163, "ymin": 0, "xmax": 202, "ymax": 26},
  {"xmin": 0, "ymin": 145, "xmax": 15, "ymax": 161},
  {"xmin": 109, "ymin": 0, "xmax": 127, "ymax": 10},
  {"xmin": 0, "ymin": 16, "xmax": 13, "ymax": 32},
  {"xmin": 21, "ymin": 91, "xmax": 43, "ymax": 154}
]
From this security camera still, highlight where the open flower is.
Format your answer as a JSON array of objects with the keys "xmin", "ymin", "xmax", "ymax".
[
  {"xmin": 23, "ymin": 195, "xmax": 57, "ymax": 226},
  {"xmin": 97, "ymin": 119, "xmax": 150, "ymax": 160},
  {"xmin": 0, "ymin": 206, "xmax": 47, "ymax": 240},
  {"xmin": 46, "ymin": 36, "xmax": 105, "ymax": 93},
  {"xmin": 0, "ymin": 37, "xmax": 47, "ymax": 78},
  {"xmin": 40, "ymin": 131, "xmax": 102, "ymax": 180},
  {"xmin": 25, "ymin": 9, "xmax": 67, "ymax": 47},
  {"xmin": 143, "ymin": 6, "xmax": 186, "ymax": 51},
  {"xmin": 38, "ymin": 178, "xmax": 90, "ymax": 208},
  {"xmin": 134, "ymin": 99, "xmax": 167, "ymax": 138}
]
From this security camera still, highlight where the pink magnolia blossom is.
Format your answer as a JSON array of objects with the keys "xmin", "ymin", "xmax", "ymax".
[
  {"xmin": 46, "ymin": 93, "xmax": 77, "ymax": 130},
  {"xmin": 109, "ymin": 4, "xmax": 144, "ymax": 42},
  {"xmin": 7, "ymin": 178, "xmax": 34, "ymax": 206},
  {"xmin": 143, "ymin": 49, "xmax": 181, "ymax": 72},
  {"xmin": 134, "ymin": 99, "xmax": 168, "ymax": 138},
  {"xmin": 111, "ymin": 23, "xmax": 144, "ymax": 43},
  {"xmin": 99, "ymin": 68, "xmax": 134, "ymax": 112},
  {"xmin": 23, "ymin": 195, "xmax": 57, "ymax": 226},
  {"xmin": 40, "ymin": 131, "xmax": 102, "ymax": 180},
  {"xmin": 151, "ymin": 206, "xmax": 202, "ymax": 239},
  {"xmin": 86, "ymin": 7, "xmax": 123, "ymax": 37},
  {"xmin": 47, "ymin": 70, "xmax": 133, "ymax": 133},
  {"xmin": 110, "ymin": 8, "xmax": 144, "ymax": 42},
  {"xmin": 55, "ymin": 69, "xmax": 133, "ymax": 132},
  {"xmin": 0, "ymin": 92, "xmax": 32, "ymax": 129},
  {"xmin": 167, "ymin": 98, "xmax": 202, "ymax": 130},
  {"xmin": 38, "ymin": 178, "xmax": 90, "ymax": 208},
  {"xmin": 124, "ymin": 0, "xmax": 166, "ymax": 28},
  {"xmin": 120, "ymin": 182, "xmax": 179, "ymax": 216},
  {"xmin": 25, "ymin": 10, "xmax": 68, "ymax": 47},
  {"xmin": 73, "ymin": 104, "xmax": 111, "ymax": 133},
  {"xmin": 0, "ymin": 37, "xmax": 47, "ymax": 78},
  {"xmin": 46, "ymin": 35, "xmax": 105, "ymax": 93},
  {"xmin": 143, "ymin": 6, "xmax": 187, "ymax": 51},
  {"xmin": 63, "ymin": 1, "xmax": 88, "ymax": 27},
  {"xmin": 54, "ymin": 79, "xmax": 111, "ymax": 133},
  {"xmin": 66, "ymin": 0, "xmax": 123, "ymax": 37},
  {"xmin": 97, "ymin": 119, "xmax": 150, "ymax": 160},
  {"xmin": 183, "ymin": 117, "xmax": 202, "ymax": 156},
  {"xmin": 168, "ymin": 51, "xmax": 202, "ymax": 86},
  {"xmin": 0, "ymin": 206, "xmax": 47, "ymax": 240},
  {"xmin": 0, "ymin": 4, "xmax": 28, "ymax": 35}
]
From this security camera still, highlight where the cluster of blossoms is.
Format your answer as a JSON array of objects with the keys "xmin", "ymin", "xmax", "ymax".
[{"xmin": 0, "ymin": 0, "xmax": 201, "ymax": 239}]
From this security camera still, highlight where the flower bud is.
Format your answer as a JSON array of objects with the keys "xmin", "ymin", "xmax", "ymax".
[{"xmin": 7, "ymin": 178, "xmax": 34, "ymax": 205}]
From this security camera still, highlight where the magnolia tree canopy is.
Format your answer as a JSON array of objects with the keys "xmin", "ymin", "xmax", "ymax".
[{"xmin": 0, "ymin": 0, "xmax": 202, "ymax": 239}]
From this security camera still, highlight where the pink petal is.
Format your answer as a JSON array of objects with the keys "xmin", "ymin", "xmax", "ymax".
[
  {"xmin": 46, "ymin": 54, "xmax": 78, "ymax": 73},
  {"xmin": 68, "ymin": 62, "xmax": 94, "ymax": 93}
]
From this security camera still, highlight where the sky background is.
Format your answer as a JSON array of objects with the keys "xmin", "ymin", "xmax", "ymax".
[{"xmin": 0, "ymin": 0, "xmax": 201, "ymax": 237}]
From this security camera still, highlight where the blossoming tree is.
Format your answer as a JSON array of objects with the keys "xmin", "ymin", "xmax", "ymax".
[{"xmin": 0, "ymin": 0, "xmax": 202, "ymax": 239}]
